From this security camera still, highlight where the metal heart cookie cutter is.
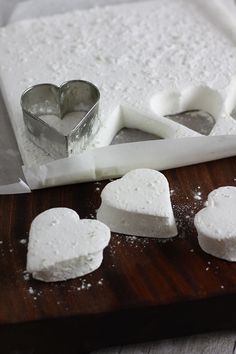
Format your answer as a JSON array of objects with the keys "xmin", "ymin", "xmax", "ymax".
[{"xmin": 21, "ymin": 80, "xmax": 100, "ymax": 159}]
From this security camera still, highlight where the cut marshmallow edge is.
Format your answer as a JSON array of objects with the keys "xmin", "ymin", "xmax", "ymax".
[{"xmin": 194, "ymin": 186, "xmax": 236, "ymax": 262}]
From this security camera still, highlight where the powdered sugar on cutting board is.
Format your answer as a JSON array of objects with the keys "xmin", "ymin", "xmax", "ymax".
[
  {"xmin": 0, "ymin": 0, "xmax": 235, "ymax": 166},
  {"xmin": 0, "ymin": 180, "xmax": 232, "ymax": 304}
]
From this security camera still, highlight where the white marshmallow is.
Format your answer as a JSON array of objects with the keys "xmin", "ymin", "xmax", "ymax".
[
  {"xmin": 0, "ymin": 0, "xmax": 235, "ymax": 167},
  {"xmin": 27, "ymin": 208, "xmax": 111, "ymax": 282},
  {"xmin": 194, "ymin": 186, "xmax": 236, "ymax": 261},
  {"xmin": 97, "ymin": 169, "xmax": 177, "ymax": 238}
]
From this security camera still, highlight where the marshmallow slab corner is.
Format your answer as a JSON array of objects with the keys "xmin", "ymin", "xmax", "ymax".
[
  {"xmin": 194, "ymin": 186, "xmax": 236, "ymax": 261},
  {"xmin": 97, "ymin": 169, "xmax": 178, "ymax": 238},
  {"xmin": 27, "ymin": 208, "xmax": 111, "ymax": 282}
]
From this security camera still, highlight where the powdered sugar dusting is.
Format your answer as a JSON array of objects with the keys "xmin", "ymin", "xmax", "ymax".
[
  {"xmin": 77, "ymin": 279, "xmax": 92, "ymax": 291},
  {"xmin": 0, "ymin": 179, "xmax": 231, "ymax": 304},
  {"xmin": 0, "ymin": 0, "xmax": 235, "ymax": 166},
  {"xmin": 192, "ymin": 186, "xmax": 202, "ymax": 201},
  {"xmin": 19, "ymin": 238, "xmax": 27, "ymax": 245}
]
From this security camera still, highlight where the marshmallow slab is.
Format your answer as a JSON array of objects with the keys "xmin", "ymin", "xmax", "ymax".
[
  {"xmin": 194, "ymin": 187, "xmax": 236, "ymax": 261},
  {"xmin": 97, "ymin": 169, "xmax": 178, "ymax": 238},
  {"xmin": 27, "ymin": 208, "xmax": 111, "ymax": 282},
  {"xmin": 0, "ymin": 0, "xmax": 235, "ymax": 167}
]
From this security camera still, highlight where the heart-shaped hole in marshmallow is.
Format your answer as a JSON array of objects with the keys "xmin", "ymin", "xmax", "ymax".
[
  {"xmin": 194, "ymin": 186, "xmax": 236, "ymax": 261},
  {"xmin": 111, "ymin": 128, "xmax": 161, "ymax": 145},
  {"xmin": 150, "ymin": 86, "xmax": 223, "ymax": 136},
  {"xmin": 26, "ymin": 208, "xmax": 110, "ymax": 282},
  {"xmin": 95, "ymin": 87, "xmax": 228, "ymax": 150},
  {"xmin": 97, "ymin": 169, "xmax": 177, "ymax": 238}
]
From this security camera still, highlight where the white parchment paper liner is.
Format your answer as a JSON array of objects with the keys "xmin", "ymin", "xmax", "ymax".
[{"xmin": 23, "ymin": 136, "xmax": 236, "ymax": 190}]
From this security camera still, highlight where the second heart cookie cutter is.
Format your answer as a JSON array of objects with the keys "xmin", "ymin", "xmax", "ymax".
[{"xmin": 21, "ymin": 80, "xmax": 100, "ymax": 159}]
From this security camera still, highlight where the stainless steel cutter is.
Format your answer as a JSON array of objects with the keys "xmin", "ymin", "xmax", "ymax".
[{"xmin": 21, "ymin": 80, "xmax": 100, "ymax": 159}]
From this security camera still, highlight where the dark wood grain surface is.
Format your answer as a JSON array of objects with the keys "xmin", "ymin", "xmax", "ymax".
[{"xmin": 0, "ymin": 157, "xmax": 236, "ymax": 353}]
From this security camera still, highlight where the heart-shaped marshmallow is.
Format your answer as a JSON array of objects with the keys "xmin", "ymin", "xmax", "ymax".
[
  {"xmin": 27, "ymin": 208, "xmax": 110, "ymax": 282},
  {"xmin": 97, "ymin": 169, "xmax": 177, "ymax": 238},
  {"xmin": 194, "ymin": 187, "xmax": 236, "ymax": 261}
]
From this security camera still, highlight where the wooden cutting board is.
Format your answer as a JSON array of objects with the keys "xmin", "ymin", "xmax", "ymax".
[{"xmin": 0, "ymin": 157, "xmax": 236, "ymax": 354}]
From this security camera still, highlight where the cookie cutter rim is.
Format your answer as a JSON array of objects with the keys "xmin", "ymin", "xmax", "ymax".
[{"xmin": 21, "ymin": 79, "xmax": 100, "ymax": 159}]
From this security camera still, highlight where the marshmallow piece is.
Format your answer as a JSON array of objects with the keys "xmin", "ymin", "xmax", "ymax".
[
  {"xmin": 27, "ymin": 208, "xmax": 111, "ymax": 282},
  {"xmin": 194, "ymin": 187, "xmax": 236, "ymax": 261},
  {"xmin": 97, "ymin": 169, "xmax": 177, "ymax": 238}
]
